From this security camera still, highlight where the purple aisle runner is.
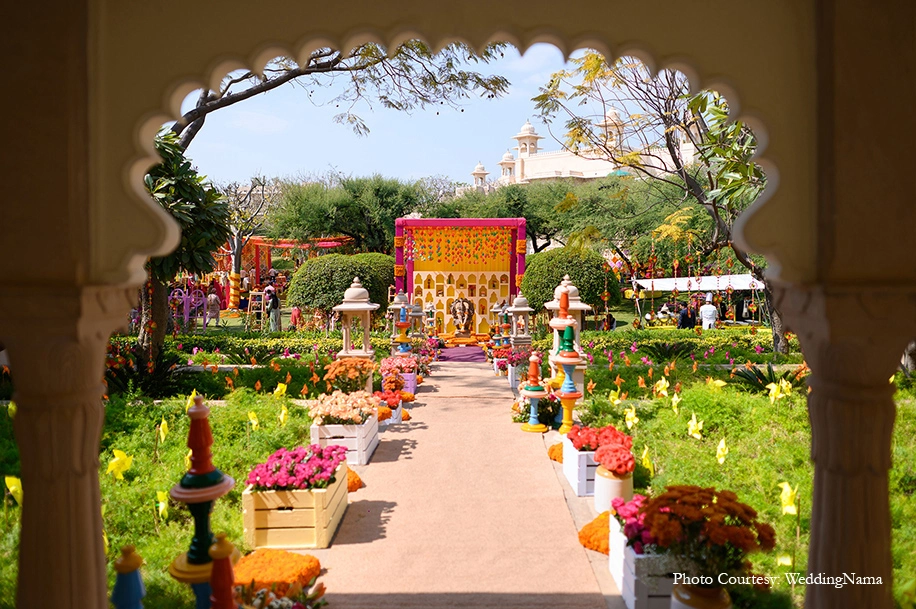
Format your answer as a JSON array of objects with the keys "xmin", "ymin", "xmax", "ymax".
[{"xmin": 437, "ymin": 346, "xmax": 488, "ymax": 363}]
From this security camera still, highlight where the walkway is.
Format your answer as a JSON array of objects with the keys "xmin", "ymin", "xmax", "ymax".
[{"xmin": 308, "ymin": 360, "xmax": 619, "ymax": 609}]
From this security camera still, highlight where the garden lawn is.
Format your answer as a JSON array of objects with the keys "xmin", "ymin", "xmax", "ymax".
[
  {"xmin": 574, "ymin": 359, "xmax": 916, "ymax": 608},
  {"xmin": 0, "ymin": 388, "xmax": 313, "ymax": 609}
]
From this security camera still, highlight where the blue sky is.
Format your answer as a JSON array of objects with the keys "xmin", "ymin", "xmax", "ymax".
[{"xmin": 181, "ymin": 44, "xmax": 576, "ymax": 186}]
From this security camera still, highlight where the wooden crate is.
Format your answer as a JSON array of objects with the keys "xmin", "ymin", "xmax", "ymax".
[
  {"xmin": 562, "ymin": 435, "xmax": 597, "ymax": 496},
  {"xmin": 242, "ymin": 463, "xmax": 349, "ymax": 549},
  {"xmin": 310, "ymin": 414, "xmax": 379, "ymax": 465},
  {"xmin": 608, "ymin": 519, "xmax": 676, "ymax": 609}
]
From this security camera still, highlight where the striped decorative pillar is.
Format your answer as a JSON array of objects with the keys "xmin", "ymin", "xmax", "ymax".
[{"xmin": 228, "ymin": 273, "xmax": 240, "ymax": 309}]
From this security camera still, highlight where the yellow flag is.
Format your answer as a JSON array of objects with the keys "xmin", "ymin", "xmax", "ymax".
[
  {"xmin": 778, "ymin": 482, "xmax": 798, "ymax": 515},
  {"xmin": 653, "ymin": 377, "xmax": 669, "ymax": 397},
  {"xmin": 608, "ymin": 389, "xmax": 622, "ymax": 406},
  {"xmin": 185, "ymin": 389, "xmax": 198, "ymax": 412},
  {"xmin": 7, "ymin": 401, "xmax": 15, "ymax": 419},
  {"xmin": 716, "ymin": 438, "xmax": 728, "ymax": 464},
  {"xmin": 278, "ymin": 404, "xmax": 289, "ymax": 427},
  {"xmin": 706, "ymin": 377, "xmax": 726, "ymax": 390},
  {"xmin": 106, "ymin": 449, "xmax": 133, "ymax": 481},
  {"xmin": 248, "ymin": 411, "xmax": 260, "ymax": 431},
  {"xmin": 156, "ymin": 490, "xmax": 169, "ymax": 519},
  {"xmin": 5, "ymin": 476, "xmax": 22, "ymax": 506},
  {"xmin": 625, "ymin": 406, "xmax": 639, "ymax": 430},
  {"xmin": 671, "ymin": 393, "xmax": 681, "ymax": 415},
  {"xmin": 640, "ymin": 445, "xmax": 654, "ymax": 477},
  {"xmin": 273, "ymin": 382, "xmax": 288, "ymax": 398},
  {"xmin": 158, "ymin": 418, "xmax": 169, "ymax": 443},
  {"xmin": 778, "ymin": 378, "xmax": 793, "ymax": 396},
  {"xmin": 184, "ymin": 449, "xmax": 192, "ymax": 471},
  {"xmin": 688, "ymin": 413, "xmax": 703, "ymax": 439},
  {"xmin": 766, "ymin": 382, "xmax": 782, "ymax": 404}
]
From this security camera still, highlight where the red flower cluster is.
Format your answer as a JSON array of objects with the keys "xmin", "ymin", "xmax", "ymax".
[
  {"xmin": 372, "ymin": 390, "xmax": 402, "ymax": 407},
  {"xmin": 567, "ymin": 425, "xmax": 633, "ymax": 452},
  {"xmin": 595, "ymin": 444, "xmax": 635, "ymax": 476}
]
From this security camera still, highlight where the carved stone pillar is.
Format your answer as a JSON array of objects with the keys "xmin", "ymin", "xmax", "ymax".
[
  {"xmin": 773, "ymin": 283, "xmax": 914, "ymax": 609},
  {"xmin": 0, "ymin": 285, "xmax": 134, "ymax": 609}
]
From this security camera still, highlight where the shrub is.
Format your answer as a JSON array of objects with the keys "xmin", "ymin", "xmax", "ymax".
[
  {"xmin": 351, "ymin": 252, "xmax": 394, "ymax": 311},
  {"xmin": 521, "ymin": 247, "xmax": 620, "ymax": 313},
  {"xmin": 286, "ymin": 254, "xmax": 373, "ymax": 313}
]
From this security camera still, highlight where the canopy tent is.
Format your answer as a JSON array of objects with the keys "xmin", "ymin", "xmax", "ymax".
[{"xmin": 634, "ymin": 274, "xmax": 761, "ymax": 292}]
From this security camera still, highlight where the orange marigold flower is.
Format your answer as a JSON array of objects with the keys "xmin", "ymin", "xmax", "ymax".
[
  {"xmin": 233, "ymin": 549, "xmax": 321, "ymax": 597},
  {"xmin": 401, "ymin": 409, "xmax": 411, "ymax": 421},
  {"xmin": 578, "ymin": 512, "xmax": 610, "ymax": 555},
  {"xmin": 347, "ymin": 468, "xmax": 363, "ymax": 492},
  {"xmin": 547, "ymin": 442, "xmax": 564, "ymax": 463},
  {"xmin": 378, "ymin": 406, "xmax": 392, "ymax": 422},
  {"xmin": 254, "ymin": 380, "xmax": 262, "ymax": 392}
]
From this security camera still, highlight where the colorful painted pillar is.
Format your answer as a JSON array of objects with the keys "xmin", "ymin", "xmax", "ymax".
[
  {"xmin": 519, "ymin": 352, "xmax": 548, "ymax": 433},
  {"xmin": 514, "ymin": 218, "xmax": 527, "ymax": 297},
  {"xmin": 111, "ymin": 545, "xmax": 145, "ymax": 609},
  {"xmin": 208, "ymin": 533, "xmax": 237, "ymax": 609},
  {"xmin": 254, "ymin": 244, "xmax": 261, "ymax": 287},
  {"xmin": 394, "ymin": 219, "xmax": 406, "ymax": 294}
]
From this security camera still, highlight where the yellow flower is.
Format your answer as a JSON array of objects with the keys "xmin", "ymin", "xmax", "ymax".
[
  {"xmin": 653, "ymin": 377, "xmax": 669, "ymax": 397},
  {"xmin": 641, "ymin": 445, "xmax": 654, "ymax": 477},
  {"xmin": 778, "ymin": 378, "xmax": 793, "ymax": 396},
  {"xmin": 106, "ymin": 449, "xmax": 133, "ymax": 481},
  {"xmin": 687, "ymin": 412, "xmax": 703, "ymax": 439},
  {"xmin": 625, "ymin": 406, "xmax": 639, "ymax": 430},
  {"xmin": 156, "ymin": 490, "xmax": 169, "ymax": 519},
  {"xmin": 185, "ymin": 389, "xmax": 198, "ymax": 412},
  {"xmin": 184, "ymin": 449, "xmax": 192, "ymax": 471},
  {"xmin": 716, "ymin": 438, "xmax": 728, "ymax": 464},
  {"xmin": 278, "ymin": 404, "xmax": 289, "ymax": 428},
  {"xmin": 248, "ymin": 411, "xmax": 260, "ymax": 431},
  {"xmin": 273, "ymin": 382, "xmax": 287, "ymax": 398},
  {"xmin": 706, "ymin": 377, "xmax": 726, "ymax": 390},
  {"xmin": 7, "ymin": 401, "xmax": 15, "ymax": 419},
  {"xmin": 5, "ymin": 476, "xmax": 22, "ymax": 506},
  {"xmin": 671, "ymin": 393, "xmax": 681, "ymax": 415},
  {"xmin": 158, "ymin": 418, "xmax": 169, "ymax": 443},
  {"xmin": 608, "ymin": 389, "xmax": 622, "ymax": 406},
  {"xmin": 777, "ymin": 555, "xmax": 793, "ymax": 567},
  {"xmin": 778, "ymin": 482, "xmax": 798, "ymax": 515}
]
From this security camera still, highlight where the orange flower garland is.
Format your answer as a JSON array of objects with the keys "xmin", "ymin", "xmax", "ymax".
[
  {"xmin": 347, "ymin": 468, "xmax": 363, "ymax": 492},
  {"xmin": 400, "ymin": 391, "xmax": 415, "ymax": 403},
  {"xmin": 578, "ymin": 511, "xmax": 611, "ymax": 555},
  {"xmin": 401, "ymin": 409, "xmax": 411, "ymax": 421},
  {"xmin": 547, "ymin": 442, "xmax": 564, "ymax": 463},
  {"xmin": 233, "ymin": 549, "xmax": 321, "ymax": 597},
  {"xmin": 377, "ymin": 406, "xmax": 392, "ymax": 422}
]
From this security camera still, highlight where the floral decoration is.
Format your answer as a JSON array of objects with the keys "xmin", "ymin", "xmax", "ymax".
[
  {"xmin": 640, "ymin": 485, "xmax": 777, "ymax": 578},
  {"xmin": 547, "ymin": 442, "xmax": 564, "ymax": 463},
  {"xmin": 578, "ymin": 511, "xmax": 611, "ymax": 555},
  {"xmin": 594, "ymin": 444, "xmax": 635, "ymax": 476},
  {"xmin": 308, "ymin": 390, "xmax": 379, "ymax": 425},
  {"xmin": 323, "ymin": 357, "xmax": 376, "ymax": 394},
  {"xmin": 246, "ymin": 445, "xmax": 347, "ymax": 491},
  {"xmin": 373, "ymin": 390, "xmax": 402, "ymax": 407},
  {"xmin": 347, "ymin": 469, "xmax": 363, "ymax": 492},
  {"xmin": 566, "ymin": 424, "xmax": 633, "ymax": 452},
  {"xmin": 380, "ymin": 356, "xmax": 418, "ymax": 375},
  {"xmin": 377, "ymin": 405, "xmax": 392, "ymax": 422},
  {"xmin": 233, "ymin": 548, "xmax": 324, "ymax": 604},
  {"xmin": 611, "ymin": 494, "xmax": 655, "ymax": 554}
]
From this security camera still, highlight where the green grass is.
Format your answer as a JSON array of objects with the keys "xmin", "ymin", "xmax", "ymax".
[{"xmin": 1, "ymin": 388, "xmax": 313, "ymax": 609}]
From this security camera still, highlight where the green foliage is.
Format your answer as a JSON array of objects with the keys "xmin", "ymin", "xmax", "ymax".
[
  {"xmin": 145, "ymin": 132, "xmax": 231, "ymax": 281},
  {"xmin": 270, "ymin": 258, "xmax": 296, "ymax": 272},
  {"xmin": 521, "ymin": 247, "xmax": 619, "ymax": 312},
  {"xmin": 639, "ymin": 341, "xmax": 695, "ymax": 362},
  {"xmin": 286, "ymin": 254, "xmax": 373, "ymax": 314},
  {"xmin": 733, "ymin": 363, "xmax": 809, "ymax": 394},
  {"xmin": 350, "ymin": 252, "xmax": 395, "ymax": 311}
]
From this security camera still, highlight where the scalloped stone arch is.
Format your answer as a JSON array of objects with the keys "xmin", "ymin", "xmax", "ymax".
[{"xmin": 119, "ymin": 27, "xmax": 789, "ymax": 287}]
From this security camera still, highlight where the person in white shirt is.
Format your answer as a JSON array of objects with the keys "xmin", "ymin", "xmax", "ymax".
[{"xmin": 699, "ymin": 292, "xmax": 719, "ymax": 329}]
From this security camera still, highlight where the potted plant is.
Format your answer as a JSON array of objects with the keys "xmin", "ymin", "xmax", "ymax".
[
  {"xmin": 608, "ymin": 494, "xmax": 680, "ymax": 609},
  {"xmin": 506, "ymin": 348, "xmax": 531, "ymax": 393},
  {"xmin": 308, "ymin": 390, "xmax": 380, "ymax": 465},
  {"xmin": 242, "ymin": 445, "xmax": 349, "ymax": 549},
  {"xmin": 373, "ymin": 389, "xmax": 403, "ymax": 425},
  {"xmin": 563, "ymin": 424, "xmax": 629, "ymax": 496},
  {"xmin": 640, "ymin": 485, "xmax": 777, "ymax": 609},
  {"xmin": 593, "ymin": 428, "xmax": 635, "ymax": 512},
  {"xmin": 380, "ymin": 356, "xmax": 419, "ymax": 394},
  {"xmin": 323, "ymin": 357, "xmax": 377, "ymax": 394}
]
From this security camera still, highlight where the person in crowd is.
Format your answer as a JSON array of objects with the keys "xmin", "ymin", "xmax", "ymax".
[
  {"xmin": 604, "ymin": 311, "xmax": 617, "ymax": 331},
  {"xmin": 699, "ymin": 292, "xmax": 719, "ymax": 329},
  {"xmin": 266, "ymin": 289, "xmax": 281, "ymax": 332},
  {"xmin": 288, "ymin": 305, "xmax": 302, "ymax": 331},
  {"xmin": 678, "ymin": 301, "xmax": 697, "ymax": 329},
  {"xmin": 205, "ymin": 288, "xmax": 221, "ymax": 327}
]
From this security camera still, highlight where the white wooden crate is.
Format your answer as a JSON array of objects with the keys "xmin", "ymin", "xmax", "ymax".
[
  {"xmin": 379, "ymin": 403, "xmax": 403, "ymax": 427},
  {"xmin": 310, "ymin": 414, "xmax": 379, "ymax": 465},
  {"xmin": 562, "ymin": 435, "xmax": 597, "ymax": 496},
  {"xmin": 609, "ymin": 518, "xmax": 676, "ymax": 609}
]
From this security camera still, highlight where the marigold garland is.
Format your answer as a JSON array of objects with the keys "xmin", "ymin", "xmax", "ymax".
[
  {"xmin": 378, "ymin": 405, "xmax": 392, "ymax": 422},
  {"xmin": 401, "ymin": 409, "xmax": 411, "ymax": 421},
  {"xmin": 400, "ymin": 391, "xmax": 415, "ymax": 403},
  {"xmin": 547, "ymin": 442, "xmax": 563, "ymax": 463},
  {"xmin": 347, "ymin": 468, "xmax": 363, "ymax": 492},
  {"xmin": 578, "ymin": 511, "xmax": 611, "ymax": 555},
  {"xmin": 233, "ymin": 549, "xmax": 321, "ymax": 597}
]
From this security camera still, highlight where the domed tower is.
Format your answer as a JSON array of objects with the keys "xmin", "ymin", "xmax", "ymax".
[
  {"xmin": 512, "ymin": 119, "xmax": 543, "ymax": 158},
  {"xmin": 497, "ymin": 149, "xmax": 516, "ymax": 182},
  {"xmin": 595, "ymin": 106, "xmax": 623, "ymax": 148},
  {"xmin": 471, "ymin": 161, "xmax": 489, "ymax": 189}
]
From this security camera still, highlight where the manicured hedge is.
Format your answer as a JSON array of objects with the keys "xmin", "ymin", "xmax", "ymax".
[
  {"xmin": 531, "ymin": 327, "xmax": 800, "ymax": 355},
  {"xmin": 286, "ymin": 254, "xmax": 373, "ymax": 313},
  {"xmin": 521, "ymin": 247, "xmax": 620, "ymax": 313},
  {"xmin": 351, "ymin": 252, "xmax": 394, "ymax": 312}
]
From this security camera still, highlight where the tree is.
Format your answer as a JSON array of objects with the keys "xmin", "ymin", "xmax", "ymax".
[
  {"xmin": 350, "ymin": 253, "xmax": 395, "ymax": 312},
  {"xmin": 138, "ymin": 133, "xmax": 230, "ymax": 364},
  {"xmin": 218, "ymin": 177, "xmax": 278, "ymax": 276},
  {"xmin": 269, "ymin": 175, "xmax": 425, "ymax": 253},
  {"xmin": 172, "ymin": 41, "xmax": 510, "ymax": 150},
  {"xmin": 534, "ymin": 53, "xmax": 787, "ymax": 352},
  {"xmin": 286, "ymin": 255, "xmax": 373, "ymax": 315}
]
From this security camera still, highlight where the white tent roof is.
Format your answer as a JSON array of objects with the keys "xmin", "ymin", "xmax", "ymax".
[{"xmin": 634, "ymin": 274, "xmax": 761, "ymax": 292}]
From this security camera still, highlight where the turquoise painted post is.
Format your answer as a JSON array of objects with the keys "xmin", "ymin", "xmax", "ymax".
[{"xmin": 527, "ymin": 396, "xmax": 541, "ymax": 427}]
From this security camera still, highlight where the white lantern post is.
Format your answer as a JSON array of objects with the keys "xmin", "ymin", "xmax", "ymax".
[{"xmin": 332, "ymin": 277, "xmax": 380, "ymax": 392}]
